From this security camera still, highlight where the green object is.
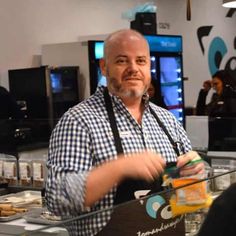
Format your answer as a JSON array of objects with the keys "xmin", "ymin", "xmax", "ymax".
[{"xmin": 164, "ymin": 158, "xmax": 203, "ymax": 178}]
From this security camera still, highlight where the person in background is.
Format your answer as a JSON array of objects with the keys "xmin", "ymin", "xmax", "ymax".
[
  {"xmin": 0, "ymin": 86, "xmax": 23, "ymax": 120},
  {"xmin": 196, "ymin": 80, "xmax": 212, "ymax": 115},
  {"xmin": 198, "ymin": 182, "xmax": 236, "ymax": 236},
  {"xmin": 46, "ymin": 29, "xmax": 205, "ymax": 236},
  {"xmin": 0, "ymin": 86, "xmax": 23, "ymax": 154},
  {"xmin": 147, "ymin": 79, "xmax": 167, "ymax": 109},
  {"xmin": 196, "ymin": 70, "xmax": 236, "ymax": 116}
]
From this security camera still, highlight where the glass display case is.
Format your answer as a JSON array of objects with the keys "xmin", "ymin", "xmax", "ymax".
[{"xmin": 0, "ymin": 166, "xmax": 235, "ymax": 236}]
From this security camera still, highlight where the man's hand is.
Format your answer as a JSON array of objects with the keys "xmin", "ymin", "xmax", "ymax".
[
  {"xmin": 176, "ymin": 151, "xmax": 205, "ymax": 176},
  {"xmin": 85, "ymin": 151, "xmax": 165, "ymax": 207},
  {"xmin": 117, "ymin": 151, "xmax": 166, "ymax": 182}
]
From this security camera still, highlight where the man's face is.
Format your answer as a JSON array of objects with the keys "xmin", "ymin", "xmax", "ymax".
[{"xmin": 100, "ymin": 35, "xmax": 151, "ymax": 100}]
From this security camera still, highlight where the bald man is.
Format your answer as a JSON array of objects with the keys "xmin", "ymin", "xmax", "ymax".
[{"xmin": 46, "ymin": 29, "xmax": 204, "ymax": 236}]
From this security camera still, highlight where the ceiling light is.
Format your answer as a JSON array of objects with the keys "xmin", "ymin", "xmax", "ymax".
[{"xmin": 222, "ymin": 0, "xmax": 236, "ymax": 8}]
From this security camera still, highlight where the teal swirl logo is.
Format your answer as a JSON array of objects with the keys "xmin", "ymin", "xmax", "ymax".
[
  {"xmin": 197, "ymin": 25, "xmax": 236, "ymax": 76},
  {"xmin": 208, "ymin": 37, "xmax": 227, "ymax": 75},
  {"xmin": 146, "ymin": 195, "xmax": 172, "ymax": 219}
]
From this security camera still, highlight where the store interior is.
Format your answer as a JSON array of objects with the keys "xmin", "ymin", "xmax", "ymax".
[{"xmin": 0, "ymin": 0, "xmax": 236, "ymax": 235}]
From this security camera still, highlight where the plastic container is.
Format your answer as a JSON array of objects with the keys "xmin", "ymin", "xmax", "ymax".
[
  {"xmin": 2, "ymin": 154, "xmax": 18, "ymax": 186},
  {"xmin": 213, "ymin": 167, "xmax": 231, "ymax": 191},
  {"xmin": 19, "ymin": 160, "xmax": 32, "ymax": 186},
  {"xmin": 32, "ymin": 154, "xmax": 47, "ymax": 188},
  {"xmin": 18, "ymin": 149, "xmax": 48, "ymax": 188},
  {"xmin": 32, "ymin": 162, "xmax": 44, "ymax": 187}
]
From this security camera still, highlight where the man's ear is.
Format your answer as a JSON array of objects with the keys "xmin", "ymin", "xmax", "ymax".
[{"xmin": 99, "ymin": 58, "xmax": 106, "ymax": 77}]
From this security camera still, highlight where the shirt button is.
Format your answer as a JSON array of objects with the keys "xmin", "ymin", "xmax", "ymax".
[{"xmin": 144, "ymin": 134, "xmax": 149, "ymax": 140}]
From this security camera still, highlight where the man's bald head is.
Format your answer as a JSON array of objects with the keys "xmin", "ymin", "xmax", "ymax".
[
  {"xmin": 99, "ymin": 28, "xmax": 151, "ymax": 100},
  {"xmin": 103, "ymin": 29, "xmax": 150, "ymax": 61}
]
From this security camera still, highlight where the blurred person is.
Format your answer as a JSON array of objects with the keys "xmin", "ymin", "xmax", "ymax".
[
  {"xmin": 196, "ymin": 70, "xmax": 236, "ymax": 116},
  {"xmin": 198, "ymin": 182, "xmax": 236, "ymax": 236},
  {"xmin": 196, "ymin": 80, "xmax": 212, "ymax": 115},
  {"xmin": 46, "ymin": 29, "xmax": 205, "ymax": 236},
  {"xmin": 0, "ymin": 86, "xmax": 23, "ymax": 120},
  {"xmin": 147, "ymin": 79, "xmax": 167, "ymax": 109}
]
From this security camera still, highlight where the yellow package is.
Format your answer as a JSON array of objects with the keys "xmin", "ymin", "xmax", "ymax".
[
  {"xmin": 172, "ymin": 177, "xmax": 208, "ymax": 205},
  {"xmin": 169, "ymin": 176, "xmax": 213, "ymax": 217},
  {"xmin": 170, "ymin": 194, "xmax": 213, "ymax": 217}
]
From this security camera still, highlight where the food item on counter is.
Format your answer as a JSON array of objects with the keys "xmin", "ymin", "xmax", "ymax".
[
  {"xmin": 0, "ymin": 190, "xmax": 42, "ymax": 215},
  {"xmin": 40, "ymin": 211, "xmax": 61, "ymax": 221},
  {"xmin": 1, "ymin": 196, "xmax": 24, "ymax": 204},
  {"xmin": 0, "ymin": 203, "xmax": 28, "ymax": 217},
  {"xmin": 0, "ymin": 210, "xmax": 16, "ymax": 217},
  {"xmin": 0, "ymin": 203, "xmax": 13, "ymax": 211},
  {"xmin": 12, "ymin": 207, "xmax": 28, "ymax": 213},
  {"xmin": 2, "ymin": 195, "xmax": 41, "ymax": 207}
]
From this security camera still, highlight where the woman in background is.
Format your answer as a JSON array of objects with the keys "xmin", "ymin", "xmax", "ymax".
[
  {"xmin": 148, "ymin": 79, "xmax": 167, "ymax": 109},
  {"xmin": 196, "ymin": 70, "xmax": 236, "ymax": 117}
]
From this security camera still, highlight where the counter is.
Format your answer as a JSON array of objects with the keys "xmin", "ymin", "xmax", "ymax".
[{"xmin": 1, "ymin": 218, "xmax": 68, "ymax": 236}]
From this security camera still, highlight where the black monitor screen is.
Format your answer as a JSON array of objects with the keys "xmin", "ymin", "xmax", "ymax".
[{"xmin": 208, "ymin": 117, "xmax": 236, "ymax": 151}]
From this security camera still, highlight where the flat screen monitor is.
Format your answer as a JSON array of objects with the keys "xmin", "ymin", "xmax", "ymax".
[
  {"xmin": 8, "ymin": 66, "xmax": 48, "ymax": 119},
  {"xmin": 208, "ymin": 117, "xmax": 236, "ymax": 150},
  {"xmin": 207, "ymin": 117, "xmax": 236, "ymax": 157},
  {"xmin": 50, "ymin": 73, "xmax": 63, "ymax": 93},
  {"xmin": 88, "ymin": 40, "xmax": 105, "ymax": 94}
]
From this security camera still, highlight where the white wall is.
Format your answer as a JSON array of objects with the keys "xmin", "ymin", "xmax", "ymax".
[{"xmin": 0, "ymin": 0, "xmax": 235, "ymax": 107}]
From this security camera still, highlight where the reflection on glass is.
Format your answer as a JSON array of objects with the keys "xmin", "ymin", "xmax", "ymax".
[{"xmin": 23, "ymin": 168, "xmax": 236, "ymax": 236}]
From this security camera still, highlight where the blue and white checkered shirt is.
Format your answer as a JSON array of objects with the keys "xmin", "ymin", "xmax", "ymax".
[{"xmin": 46, "ymin": 86, "xmax": 192, "ymax": 236}]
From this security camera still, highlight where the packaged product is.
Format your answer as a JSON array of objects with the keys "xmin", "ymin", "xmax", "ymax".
[
  {"xmin": 19, "ymin": 161, "xmax": 32, "ymax": 186},
  {"xmin": 3, "ymin": 155, "xmax": 18, "ymax": 186},
  {"xmin": 163, "ymin": 173, "xmax": 212, "ymax": 217},
  {"xmin": 18, "ymin": 149, "xmax": 48, "ymax": 188},
  {"xmin": 32, "ymin": 156, "xmax": 47, "ymax": 188},
  {"xmin": 32, "ymin": 162, "xmax": 44, "ymax": 187}
]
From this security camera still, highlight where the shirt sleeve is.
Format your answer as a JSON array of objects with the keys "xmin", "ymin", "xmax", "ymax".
[{"xmin": 45, "ymin": 112, "xmax": 92, "ymax": 216}]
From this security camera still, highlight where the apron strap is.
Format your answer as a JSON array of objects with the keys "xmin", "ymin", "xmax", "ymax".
[
  {"xmin": 103, "ymin": 87, "xmax": 180, "ymax": 156},
  {"xmin": 149, "ymin": 106, "xmax": 180, "ymax": 156},
  {"xmin": 103, "ymin": 88, "xmax": 124, "ymax": 155}
]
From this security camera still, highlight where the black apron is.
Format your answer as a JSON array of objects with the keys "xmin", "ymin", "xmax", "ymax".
[{"xmin": 103, "ymin": 88, "xmax": 180, "ymax": 204}]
